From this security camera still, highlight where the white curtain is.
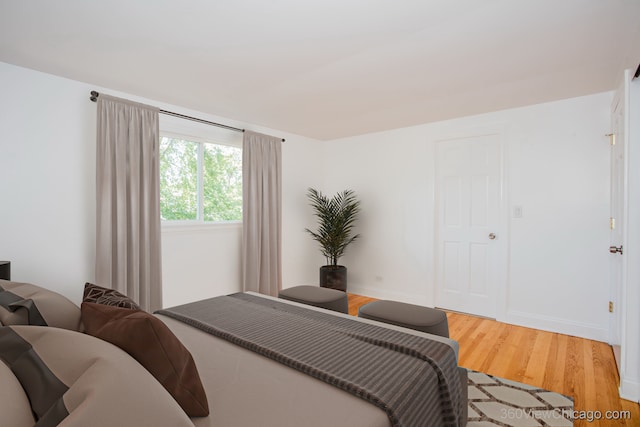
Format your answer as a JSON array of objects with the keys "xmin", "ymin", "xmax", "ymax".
[
  {"xmin": 242, "ymin": 130, "xmax": 282, "ymax": 296},
  {"xmin": 95, "ymin": 95, "xmax": 162, "ymax": 312}
]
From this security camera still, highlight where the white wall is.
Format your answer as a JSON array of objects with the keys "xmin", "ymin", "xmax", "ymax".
[
  {"xmin": 321, "ymin": 92, "xmax": 612, "ymax": 341},
  {"xmin": 0, "ymin": 61, "xmax": 322, "ymax": 306},
  {"xmin": 281, "ymin": 133, "xmax": 327, "ymax": 288},
  {"xmin": 0, "ymin": 60, "xmax": 616, "ymax": 343},
  {"xmin": 0, "ymin": 62, "xmax": 96, "ymax": 302}
]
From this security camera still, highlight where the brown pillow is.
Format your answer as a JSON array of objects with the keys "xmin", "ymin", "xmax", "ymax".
[
  {"xmin": 83, "ymin": 282, "xmax": 140, "ymax": 310},
  {"xmin": 81, "ymin": 302, "xmax": 209, "ymax": 417}
]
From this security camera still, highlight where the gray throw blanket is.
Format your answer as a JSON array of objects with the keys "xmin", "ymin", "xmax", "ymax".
[{"xmin": 157, "ymin": 293, "xmax": 464, "ymax": 427}]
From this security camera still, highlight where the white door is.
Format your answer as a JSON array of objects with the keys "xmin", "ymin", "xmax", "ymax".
[
  {"xmin": 435, "ymin": 134, "xmax": 502, "ymax": 318},
  {"xmin": 609, "ymin": 90, "xmax": 625, "ymax": 370}
]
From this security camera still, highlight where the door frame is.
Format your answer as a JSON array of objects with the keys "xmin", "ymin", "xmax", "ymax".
[
  {"xmin": 609, "ymin": 85, "xmax": 627, "ymax": 350},
  {"xmin": 433, "ymin": 130, "xmax": 509, "ymax": 322}
]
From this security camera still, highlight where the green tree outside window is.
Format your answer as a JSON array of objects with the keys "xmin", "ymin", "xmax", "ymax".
[{"xmin": 160, "ymin": 136, "xmax": 242, "ymax": 222}]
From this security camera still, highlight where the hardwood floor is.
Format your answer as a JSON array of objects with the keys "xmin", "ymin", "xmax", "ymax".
[{"xmin": 347, "ymin": 293, "xmax": 640, "ymax": 427}]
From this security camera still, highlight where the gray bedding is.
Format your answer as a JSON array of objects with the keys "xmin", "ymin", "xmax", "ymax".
[{"xmin": 157, "ymin": 292, "xmax": 465, "ymax": 427}]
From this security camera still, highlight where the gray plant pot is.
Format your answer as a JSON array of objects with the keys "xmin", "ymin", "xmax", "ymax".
[{"xmin": 320, "ymin": 265, "xmax": 347, "ymax": 292}]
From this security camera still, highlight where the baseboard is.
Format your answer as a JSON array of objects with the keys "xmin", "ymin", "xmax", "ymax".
[
  {"xmin": 346, "ymin": 285, "xmax": 432, "ymax": 307},
  {"xmin": 348, "ymin": 290, "xmax": 610, "ymax": 342},
  {"xmin": 506, "ymin": 309, "xmax": 609, "ymax": 342},
  {"xmin": 620, "ymin": 378, "xmax": 640, "ymax": 403}
]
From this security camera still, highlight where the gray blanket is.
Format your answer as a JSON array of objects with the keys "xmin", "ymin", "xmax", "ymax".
[{"xmin": 157, "ymin": 293, "xmax": 464, "ymax": 427}]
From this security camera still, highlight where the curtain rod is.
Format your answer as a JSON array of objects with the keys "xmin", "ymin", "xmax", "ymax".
[{"xmin": 89, "ymin": 91, "xmax": 285, "ymax": 141}]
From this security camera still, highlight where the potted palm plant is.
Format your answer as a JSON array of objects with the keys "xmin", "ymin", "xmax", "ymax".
[{"xmin": 305, "ymin": 188, "xmax": 361, "ymax": 291}]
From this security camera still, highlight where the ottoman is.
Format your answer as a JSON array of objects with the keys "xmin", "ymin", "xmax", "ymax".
[
  {"xmin": 358, "ymin": 300, "xmax": 449, "ymax": 337},
  {"xmin": 278, "ymin": 285, "xmax": 349, "ymax": 314}
]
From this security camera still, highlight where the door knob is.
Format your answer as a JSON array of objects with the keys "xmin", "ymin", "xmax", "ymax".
[
  {"xmin": 488, "ymin": 233, "xmax": 496, "ymax": 240},
  {"xmin": 609, "ymin": 245, "xmax": 623, "ymax": 255}
]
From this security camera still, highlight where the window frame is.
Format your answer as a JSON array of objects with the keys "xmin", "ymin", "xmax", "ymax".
[{"xmin": 159, "ymin": 130, "xmax": 243, "ymax": 228}]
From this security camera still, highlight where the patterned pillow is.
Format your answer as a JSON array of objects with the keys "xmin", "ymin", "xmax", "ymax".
[
  {"xmin": 81, "ymin": 302, "xmax": 209, "ymax": 417},
  {"xmin": 0, "ymin": 281, "xmax": 82, "ymax": 331},
  {"xmin": 83, "ymin": 282, "xmax": 140, "ymax": 310}
]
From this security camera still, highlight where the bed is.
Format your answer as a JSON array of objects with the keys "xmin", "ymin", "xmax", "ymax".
[{"xmin": 0, "ymin": 280, "xmax": 467, "ymax": 427}]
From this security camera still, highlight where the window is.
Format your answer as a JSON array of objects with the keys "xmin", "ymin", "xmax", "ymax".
[{"xmin": 160, "ymin": 135, "xmax": 242, "ymax": 223}]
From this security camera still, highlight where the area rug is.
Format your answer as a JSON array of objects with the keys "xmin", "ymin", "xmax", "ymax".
[{"xmin": 466, "ymin": 369, "xmax": 574, "ymax": 426}]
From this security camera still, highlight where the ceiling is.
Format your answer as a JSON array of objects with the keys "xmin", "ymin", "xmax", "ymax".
[{"xmin": 1, "ymin": 0, "xmax": 639, "ymax": 140}]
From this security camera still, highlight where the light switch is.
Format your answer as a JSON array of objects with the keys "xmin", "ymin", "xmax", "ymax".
[{"xmin": 513, "ymin": 205, "xmax": 523, "ymax": 218}]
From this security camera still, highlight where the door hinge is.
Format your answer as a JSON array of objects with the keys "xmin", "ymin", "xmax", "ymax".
[
  {"xmin": 610, "ymin": 245, "xmax": 623, "ymax": 255},
  {"xmin": 606, "ymin": 133, "xmax": 616, "ymax": 146},
  {"xmin": 609, "ymin": 301, "xmax": 614, "ymax": 313},
  {"xmin": 610, "ymin": 217, "xmax": 616, "ymax": 230}
]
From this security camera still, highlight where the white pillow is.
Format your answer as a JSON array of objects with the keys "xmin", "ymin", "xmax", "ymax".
[
  {"xmin": 0, "ymin": 281, "xmax": 82, "ymax": 331},
  {"xmin": 0, "ymin": 359, "xmax": 35, "ymax": 426}
]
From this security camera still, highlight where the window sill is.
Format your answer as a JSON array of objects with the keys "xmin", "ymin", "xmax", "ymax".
[{"xmin": 161, "ymin": 221, "xmax": 241, "ymax": 233}]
